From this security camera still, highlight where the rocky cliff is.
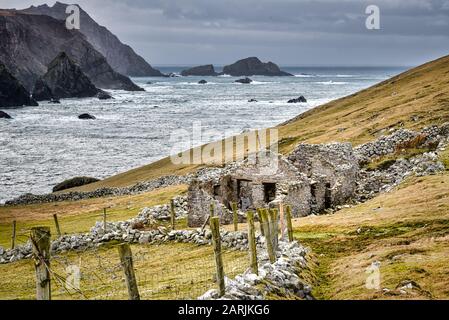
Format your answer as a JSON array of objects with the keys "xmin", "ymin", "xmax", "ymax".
[
  {"xmin": 32, "ymin": 52, "xmax": 100, "ymax": 100},
  {"xmin": 222, "ymin": 57, "xmax": 293, "ymax": 76},
  {"xmin": 0, "ymin": 62, "xmax": 38, "ymax": 108},
  {"xmin": 22, "ymin": 2, "xmax": 164, "ymax": 77},
  {"xmin": 181, "ymin": 65, "xmax": 218, "ymax": 76},
  {"xmin": 0, "ymin": 10, "xmax": 143, "ymax": 91}
]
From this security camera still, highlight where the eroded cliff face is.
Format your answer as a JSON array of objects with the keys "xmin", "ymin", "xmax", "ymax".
[
  {"xmin": 0, "ymin": 62, "xmax": 38, "ymax": 108},
  {"xmin": 0, "ymin": 10, "xmax": 143, "ymax": 91},
  {"xmin": 22, "ymin": 2, "xmax": 164, "ymax": 77}
]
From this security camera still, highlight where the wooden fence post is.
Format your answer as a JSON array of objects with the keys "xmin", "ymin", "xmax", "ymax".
[
  {"xmin": 232, "ymin": 202, "xmax": 238, "ymax": 232},
  {"xmin": 103, "ymin": 208, "xmax": 107, "ymax": 232},
  {"xmin": 210, "ymin": 216, "xmax": 225, "ymax": 297},
  {"xmin": 286, "ymin": 205, "xmax": 294, "ymax": 242},
  {"xmin": 246, "ymin": 211, "xmax": 258, "ymax": 275},
  {"xmin": 118, "ymin": 243, "xmax": 140, "ymax": 300},
  {"xmin": 53, "ymin": 214, "xmax": 61, "ymax": 237},
  {"xmin": 257, "ymin": 209, "xmax": 264, "ymax": 236},
  {"xmin": 210, "ymin": 202, "xmax": 215, "ymax": 217},
  {"xmin": 31, "ymin": 227, "xmax": 51, "ymax": 300},
  {"xmin": 170, "ymin": 199, "xmax": 176, "ymax": 231},
  {"xmin": 269, "ymin": 209, "xmax": 279, "ymax": 252},
  {"xmin": 11, "ymin": 220, "xmax": 16, "ymax": 250},
  {"xmin": 279, "ymin": 203, "xmax": 285, "ymax": 240},
  {"xmin": 260, "ymin": 210, "xmax": 275, "ymax": 263}
]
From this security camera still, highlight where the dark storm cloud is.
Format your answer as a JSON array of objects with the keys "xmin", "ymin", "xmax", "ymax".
[{"xmin": 3, "ymin": 0, "xmax": 449, "ymax": 65}]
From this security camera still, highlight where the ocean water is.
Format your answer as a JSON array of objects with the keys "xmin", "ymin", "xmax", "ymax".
[{"xmin": 0, "ymin": 66, "xmax": 405, "ymax": 203}]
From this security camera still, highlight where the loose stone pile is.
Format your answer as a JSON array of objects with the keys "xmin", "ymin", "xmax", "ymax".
[
  {"xmin": 356, "ymin": 151, "xmax": 446, "ymax": 201},
  {"xmin": 353, "ymin": 124, "xmax": 449, "ymax": 201},
  {"xmin": 136, "ymin": 196, "xmax": 189, "ymax": 222},
  {"xmin": 199, "ymin": 241, "xmax": 313, "ymax": 300},
  {"xmin": 354, "ymin": 124, "xmax": 449, "ymax": 165},
  {"xmin": 0, "ymin": 196, "xmax": 253, "ymax": 264},
  {"xmin": 4, "ymin": 175, "xmax": 194, "ymax": 206}
]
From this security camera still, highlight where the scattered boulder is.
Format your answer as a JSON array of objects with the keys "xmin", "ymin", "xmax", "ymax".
[
  {"xmin": 235, "ymin": 77, "xmax": 253, "ymax": 84},
  {"xmin": 0, "ymin": 111, "xmax": 12, "ymax": 119},
  {"xmin": 97, "ymin": 91, "xmax": 113, "ymax": 100},
  {"xmin": 222, "ymin": 57, "xmax": 293, "ymax": 76},
  {"xmin": 49, "ymin": 99, "xmax": 61, "ymax": 104},
  {"xmin": 167, "ymin": 73, "xmax": 180, "ymax": 78},
  {"xmin": 78, "ymin": 113, "xmax": 96, "ymax": 120},
  {"xmin": 181, "ymin": 65, "xmax": 218, "ymax": 76},
  {"xmin": 32, "ymin": 52, "xmax": 101, "ymax": 101},
  {"xmin": 53, "ymin": 176, "xmax": 101, "ymax": 193},
  {"xmin": 198, "ymin": 80, "xmax": 208, "ymax": 84},
  {"xmin": 288, "ymin": 96, "xmax": 307, "ymax": 103},
  {"xmin": 146, "ymin": 81, "xmax": 153, "ymax": 85},
  {"xmin": 0, "ymin": 62, "xmax": 38, "ymax": 108},
  {"xmin": 248, "ymin": 99, "xmax": 258, "ymax": 103}
]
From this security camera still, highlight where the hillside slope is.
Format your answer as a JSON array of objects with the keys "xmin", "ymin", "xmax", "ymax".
[{"xmin": 71, "ymin": 54, "xmax": 449, "ymax": 192}]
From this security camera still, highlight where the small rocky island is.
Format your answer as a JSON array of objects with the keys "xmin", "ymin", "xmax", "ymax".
[
  {"xmin": 222, "ymin": 57, "xmax": 293, "ymax": 76},
  {"xmin": 180, "ymin": 57, "xmax": 293, "ymax": 78},
  {"xmin": 181, "ymin": 65, "xmax": 218, "ymax": 76}
]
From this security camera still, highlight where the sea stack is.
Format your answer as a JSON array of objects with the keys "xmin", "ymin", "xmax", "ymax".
[
  {"xmin": 32, "ymin": 52, "xmax": 101, "ymax": 100},
  {"xmin": 0, "ymin": 62, "xmax": 38, "ymax": 108},
  {"xmin": 222, "ymin": 57, "xmax": 293, "ymax": 76},
  {"xmin": 181, "ymin": 65, "xmax": 218, "ymax": 76}
]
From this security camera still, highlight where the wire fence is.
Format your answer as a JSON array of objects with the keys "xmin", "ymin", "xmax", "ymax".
[{"xmin": 0, "ymin": 241, "xmax": 248, "ymax": 300}]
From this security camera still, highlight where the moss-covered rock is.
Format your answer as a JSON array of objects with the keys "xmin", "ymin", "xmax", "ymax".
[{"xmin": 53, "ymin": 176, "xmax": 100, "ymax": 193}]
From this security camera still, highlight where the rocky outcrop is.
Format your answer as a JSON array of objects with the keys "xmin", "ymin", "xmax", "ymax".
[
  {"xmin": 181, "ymin": 65, "xmax": 218, "ymax": 76},
  {"xmin": 0, "ymin": 11, "xmax": 143, "ymax": 91},
  {"xmin": 32, "ymin": 52, "xmax": 100, "ymax": 100},
  {"xmin": 0, "ymin": 62, "xmax": 38, "ymax": 108},
  {"xmin": 97, "ymin": 91, "xmax": 113, "ymax": 100},
  {"xmin": 0, "ymin": 111, "xmax": 12, "ymax": 119},
  {"xmin": 22, "ymin": 2, "xmax": 164, "ymax": 77},
  {"xmin": 235, "ymin": 77, "xmax": 253, "ymax": 84},
  {"xmin": 53, "ymin": 177, "xmax": 100, "ymax": 193},
  {"xmin": 78, "ymin": 113, "xmax": 96, "ymax": 120},
  {"xmin": 223, "ymin": 57, "xmax": 293, "ymax": 77},
  {"xmin": 288, "ymin": 96, "xmax": 307, "ymax": 103}
]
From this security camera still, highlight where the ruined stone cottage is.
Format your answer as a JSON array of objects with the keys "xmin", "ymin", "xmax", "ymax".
[{"xmin": 187, "ymin": 143, "xmax": 359, "ymax": 227}]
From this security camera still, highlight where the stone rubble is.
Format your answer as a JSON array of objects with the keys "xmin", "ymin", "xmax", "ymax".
[
  {"xmin": 0, "ymin": 196, "xmax": 257, "ymax": 264},
  {"xmin": 353, "ymin": 124, "xmax": 449, "ymax": 202},
  {"xmin": 4, "ymin": 175, "xmax": 194, "ymax": 206},
  {"xmin": 354, "ymin": 123, "xmax": 449, "ymax": 165},
  {"xmin": 198, "ymin": 240, "xmax": 313, "ymax": 300}
]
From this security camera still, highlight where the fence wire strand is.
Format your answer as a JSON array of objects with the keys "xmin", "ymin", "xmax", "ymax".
[{"xmin": 0, "ymin": 241, "xmax": 249, "ymax": 300}]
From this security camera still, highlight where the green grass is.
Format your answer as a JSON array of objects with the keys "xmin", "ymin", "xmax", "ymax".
[
  {"xmin": 0, "ymin": 242, "xmax": 248, "ymax": 300},
  {"xmin": 0, "ymin": 185, "xmax": 188, "ymax": 248},
  {"xmin": 291, "ymin": 174, "xmax": 449, "ymax": 300}
]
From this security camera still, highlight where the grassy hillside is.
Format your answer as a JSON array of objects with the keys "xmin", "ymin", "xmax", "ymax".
[
  {"xmin": 72, "ymin": 54, "xmax": 449, "ymax": 192},
  {"xmin": 293, "ymin": 171, "xmax": 449, "ymax": 300},
  {"xmin": 0, "ymin": 185, "xmax": 188, "ymax": 248}
]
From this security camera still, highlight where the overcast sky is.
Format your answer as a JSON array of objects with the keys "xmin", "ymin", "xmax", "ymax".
[{"xmin": 3, "ymin": 0, "xmax": 449, "ymax": 66}]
